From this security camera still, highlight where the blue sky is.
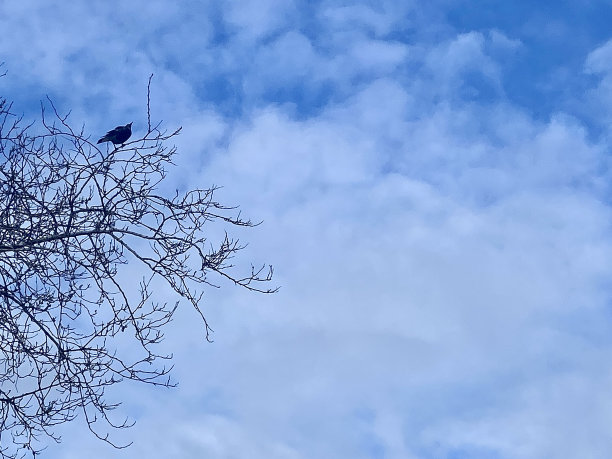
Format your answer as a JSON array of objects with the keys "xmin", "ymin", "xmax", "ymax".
[{"xmin": 2, "ymin": 1, "xmax": 612, "ymax": 458}]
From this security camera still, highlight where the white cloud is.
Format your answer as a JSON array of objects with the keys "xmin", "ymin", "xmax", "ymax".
[
  {"xmin": 145, "ymin": 75, "xmax": 612, "ymax": 459},
  {"xmin": 488, "ymin": 29, "xmax": 522, "ymax": 53},
  {"xmin": 582, "ymin": 39, "xmax": 612, "ymax": 125},
  {"xmin": 223, "ymin": 0, "xmax": 299, "ymax": 41},
  {"xmin": 319, "ymin": 1, "xmax": 416, "ymax": 37},
  {"xmin": 585, "ymin": 39, "xmax": 612, "ymax": 75},
  {"xmin": 423, "ymin": 31, "xmax": 503, "ymax": 97},
  {"xmin": 425, "ymin": 367, "xmax": 612, "ymax": 458}
]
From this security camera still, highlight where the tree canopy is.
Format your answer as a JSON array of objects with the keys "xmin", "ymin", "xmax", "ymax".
[{"xmin": 0, "ymin": 75, "xmax": 275, "ymax": 458}]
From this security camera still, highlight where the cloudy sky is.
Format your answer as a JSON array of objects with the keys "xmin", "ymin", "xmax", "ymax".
[{"xmin": 3, "ymin": 1, "xmax": 612, "ymax": 458}]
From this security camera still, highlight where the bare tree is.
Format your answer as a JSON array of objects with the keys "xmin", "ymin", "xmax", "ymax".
[{"xmin": 0, "ymin": 75, "xmax": 276, "ymax": 458}]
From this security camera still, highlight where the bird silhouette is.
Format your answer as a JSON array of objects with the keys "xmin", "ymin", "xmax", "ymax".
[{"xmin": 97, "ymin": 122, "xmax": 133, "ymax": 146}]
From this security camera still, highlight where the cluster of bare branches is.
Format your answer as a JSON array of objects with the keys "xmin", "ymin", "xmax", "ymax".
[{"xmin": 0, "ymin": 76, "xmax": 275, "ymax": 457}]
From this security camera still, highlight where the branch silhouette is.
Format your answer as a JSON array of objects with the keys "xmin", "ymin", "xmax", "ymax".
[{"xmin": 0, "ymin": 75, "xmax": 276, "ymax": 458}]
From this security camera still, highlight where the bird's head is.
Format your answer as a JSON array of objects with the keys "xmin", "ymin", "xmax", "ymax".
[{"xmin": 127, "ymin": 122, "xmax": 133, "ymax": 128}]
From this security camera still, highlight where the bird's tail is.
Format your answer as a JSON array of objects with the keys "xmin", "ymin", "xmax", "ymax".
[{"xmin": 97, "ymin": 137, "xmax": 107, "ymax": 144}]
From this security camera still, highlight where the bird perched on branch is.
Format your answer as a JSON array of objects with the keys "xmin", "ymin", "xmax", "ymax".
[{"xmin": 97, "ymin": 122, "xmax": 133, "ymax": 146}]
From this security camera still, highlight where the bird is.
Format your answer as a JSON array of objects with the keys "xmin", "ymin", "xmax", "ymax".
[{"xmin": 97, "ymin": 122, "xmax": 133, "ymax": 146}]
